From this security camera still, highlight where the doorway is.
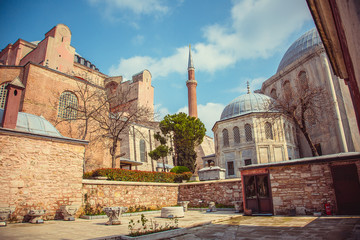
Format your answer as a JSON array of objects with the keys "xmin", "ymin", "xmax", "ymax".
[
  {"xmin": 331, "ymin": 164, "xmax": 360, "ymax": 214},
  {"xmin": 243, "ymin": 174, "xmax": 273, "ymax": 214}
]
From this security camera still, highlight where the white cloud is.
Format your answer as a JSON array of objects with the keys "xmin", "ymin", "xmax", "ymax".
[
  {"xmin": 88, "ymin": 0, "xmax": 170, "ymax": 23},
  {"xmin": 109, "ymin": 46, "xmax": 188, "ymax": 79},
  {"xmin": 154, "ymin": 104, "xmax": 170, "ymax": 121},
  {"xmin": 109, "ymin": 0, "xmax": 312, "ymax": 79},
  {"xmin": 177, "ymin": 102, "xmax": 225, "ymax": 137}
]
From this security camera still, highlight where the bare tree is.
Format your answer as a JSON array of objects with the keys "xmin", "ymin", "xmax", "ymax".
[
  {"xmin": 269, "ymin": 79, "xmax": 333, "ymax": 156},
  {"xmin": 92, "ymin": 84, "xmax": 153, "ymax": 168}
]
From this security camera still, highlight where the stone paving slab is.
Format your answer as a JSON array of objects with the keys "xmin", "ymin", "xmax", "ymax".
[
  {"xmin": 1, "ymin": 212, "xmax": 359, "ymax": 240},
  {"xmin": 0, "ymin": 210, "xmax": 238, "ymax": 240},
  {"xmin": 170, "ymin": 215, "xmax": 360, "ymax": 240}
]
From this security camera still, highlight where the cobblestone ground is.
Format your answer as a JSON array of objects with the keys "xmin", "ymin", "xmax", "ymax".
[{"xmin": 170, "ymin": 216, "xmax": 360, "ymax": 240}]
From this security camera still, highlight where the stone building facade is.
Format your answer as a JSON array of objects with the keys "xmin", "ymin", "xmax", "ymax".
[
  {"xmin": 261, "ymin": 28, "xmax": 360, "ymax": 157},
  {"xmin": 0, "ymin": 24, "xmax": 168, "ymax": 172},
  {"xmin": 213, "ymin": 92, "xmax": 298, "ymax": 178}
]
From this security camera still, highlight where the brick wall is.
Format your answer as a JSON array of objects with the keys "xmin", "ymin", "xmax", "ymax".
[
  {"xmin": 269, "ymin": 160, "xmax": 360, "ymax": 215},
  {"xmin": 0, "ymin": 131, "xmax": 86, "ymax": 222},
  {"xmin": 178, "ymin": 179, "xmax": 242, "ymax": 207},
  {"xmin": 82, "ymin": 180, "xmax": 179, "ymax": 210}
]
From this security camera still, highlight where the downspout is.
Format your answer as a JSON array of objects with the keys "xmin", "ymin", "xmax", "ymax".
[{"xmin": 132, "ymin": 126, "xmax": 138, "ymax": 170}]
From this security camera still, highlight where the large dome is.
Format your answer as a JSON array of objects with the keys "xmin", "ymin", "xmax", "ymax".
[
  {"xmin": 277, "ymin": 28, "xmax": 323, "ymax": 73},
  {"xmin": 220, "ymin": 93, "xmax": 275, "ymax": 120}
]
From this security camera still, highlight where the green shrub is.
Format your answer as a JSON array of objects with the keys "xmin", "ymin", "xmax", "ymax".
[
  {"xmin": 170, "ymin": 166, "xmax": 190, "ymax": 174},
  {"xmin": 83, "ymin": 168, "xmax": 192, "ymax": 183}
]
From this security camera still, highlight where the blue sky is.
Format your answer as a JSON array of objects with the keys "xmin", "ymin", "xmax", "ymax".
[{"xmin": 0, "ymin": 0, "xmax": 315, "ymax": 136}]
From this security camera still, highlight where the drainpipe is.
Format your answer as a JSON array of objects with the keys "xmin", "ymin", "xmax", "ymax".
[
  {"xmin": 321, "ymin": 53, "xmax": 348, "ymax": 152},
  {"xmin": 132, "ymin": 126, "xmax": 138, "ymax": 170}
]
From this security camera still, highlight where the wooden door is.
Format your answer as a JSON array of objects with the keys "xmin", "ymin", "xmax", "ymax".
[
  {"xmin": 331, "ymin": 164, "xmax": 360, "ymax": 215},
  {"xmin": 244, "ymin": 174, "xmax": 273, "ymax": 214}
]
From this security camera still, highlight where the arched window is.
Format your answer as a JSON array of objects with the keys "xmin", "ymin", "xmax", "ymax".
[
  {"xmin": 140, "ymin": 139, "xmax": 146, "ymax": 162},
  {"xmin": 0, "ymin": 82, "xmax": 9, "ymax": 109},
  {"xmin": 270, "ymin": 88, "xmax": 277, "ymax": 99},
  {"xmin": 222, "ymin": 129, "xmax": 229, "ymax": 147},
  {"xmin": 58, "ymin": 91, "xmax": 78, "ymax": 120},
  {"xmin": 233, "ymin": 126, "xmax": 240, "ymax": 144},
  {"xmin": 265, "ymin": 122, "xmax": 273, "ymax": 140},
  {"xmin": 245, "ymin": 124, "xmax": 252, "ymax": 142},
  {"xmin": 282, "ymin": 81, "xmax": 292, "ymax": 99},
  {"xmin": 298, "ymin": 71, "xmax": 308, "ymax": 90}
]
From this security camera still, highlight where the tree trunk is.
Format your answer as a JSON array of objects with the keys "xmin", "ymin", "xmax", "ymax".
[{"xmin": 162, "ymin": 157, "xmax": 166, "ymax": 172}]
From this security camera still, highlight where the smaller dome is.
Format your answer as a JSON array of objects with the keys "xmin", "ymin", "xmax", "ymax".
[
  {"xmin": 220, "ymin": 93, "xmax": 275, "ymax": 120},
  {"xmin": 0, "ymin": 109, "xmax": 63, "ymax": 137}
]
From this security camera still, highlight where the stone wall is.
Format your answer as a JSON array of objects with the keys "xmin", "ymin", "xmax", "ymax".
[
  {"xmin": 178, "ymin": 179, "xmax": 242, "ymax": 207},
  {"xmin": 269, "ymin": 159, "xmax": 360, "ymax": 215},
  {"xmin": 82, "ymin": 180, "xmax": 179, "ymax": 210},
  {"xmin": 0, "ymin": 130, "xmax": 86, "ymax": 222}
]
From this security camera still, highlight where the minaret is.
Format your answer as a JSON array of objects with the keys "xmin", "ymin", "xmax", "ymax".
[{"xmin": 187, "ymin": 44, "xmax": 198, "ymax": 118}]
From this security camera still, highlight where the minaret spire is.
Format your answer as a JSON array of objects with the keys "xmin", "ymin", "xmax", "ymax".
[
  {"xmin": 186, "ymin": 44, "xmax": 198, "ymax": 118},
  {"xmin": 188, "ymin": 44, "xmax": 194, "ymax": 69},
  {"xmin": 247, "ymin": 81, "xmax": 250, "ymax": 94}
]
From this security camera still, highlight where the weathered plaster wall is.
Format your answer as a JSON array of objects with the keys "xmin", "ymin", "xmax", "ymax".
[{"xmin": 0, "ymin": 131, "xmax": 86, "ymax": 222}]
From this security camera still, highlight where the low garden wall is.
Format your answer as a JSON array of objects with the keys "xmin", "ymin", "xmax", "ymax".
[
  {"xmin": 82, "ymin": 180, "xmax": 179, "ymax": 212},
  {"xmin": 0, "ymin": 130, "xmax": 87, "ymax": 222},
  {"xmin": 178, "ymin": 179, "xmax": 242, "ymax": 208}
]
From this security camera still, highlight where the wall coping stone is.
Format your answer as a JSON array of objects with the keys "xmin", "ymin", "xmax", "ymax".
[
  {"xmin": 180, "ymin": 178, "xmax": 241, "ymax": 186},
  {"xmin": 82, "ymin": 179, "xmax": 179, "ymax": 187},
  {"xmin": 240, "ymin": 152, "xmax": 360, "ymax": 171},
  {"xmin": 82, "ymin": 178, "xmax": 242, "ymax": 186}
]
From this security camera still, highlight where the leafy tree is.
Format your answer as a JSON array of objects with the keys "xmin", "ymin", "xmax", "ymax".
[
  {"xmin": 148, "ymin": 132, "xmax": 171, "ymax": 172},
  {"xmin": 159, "ymin": 112, "xmax": 206, "ymax": 173}
]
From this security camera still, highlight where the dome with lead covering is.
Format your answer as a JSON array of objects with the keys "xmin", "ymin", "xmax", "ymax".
[
  {"xmin": 220, "ymin": 93, "xmax": 275, "ymax": 120},
  {"xmin": 0, "ymin": 109, "xmax": 63, "ymax": 137},
  {"xmin": 277, "ymin": 28, "xmax": 323, "ymax": 73}
]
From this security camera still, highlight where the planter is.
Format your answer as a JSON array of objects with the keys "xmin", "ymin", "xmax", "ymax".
[{"xmin": 120, "ymin": 228, "xmax": 186, "ymax": 240}]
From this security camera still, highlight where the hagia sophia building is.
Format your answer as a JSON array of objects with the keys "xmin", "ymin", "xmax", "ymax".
[{"xmin": 0, "ymin": 24, "xmax": 359, "ymax": 177}]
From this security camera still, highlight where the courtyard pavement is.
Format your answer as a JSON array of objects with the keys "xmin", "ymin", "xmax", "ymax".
[{"xmin": 0, "ymin": 210, "xmax": 359, "ymax": 240}]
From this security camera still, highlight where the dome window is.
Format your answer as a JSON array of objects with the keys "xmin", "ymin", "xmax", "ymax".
[
  {"xmin": 245, "ymin": 124, "xmax": 253, "ymax": 142},
  {"xmin": 222, "ymin": 128, "xmax": 229, "ymax": 147},
  {"xmin": 233, "ymin": 126, "xmax": 240, "ymax": 144},
  {"xmin": 265, "ymin": 122, "xmax": 273, "ymax": 140}
]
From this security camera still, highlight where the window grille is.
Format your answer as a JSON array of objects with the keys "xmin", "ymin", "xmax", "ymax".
[
  {"xmin": 0, "ymin": 83, "xmax": 9, "ymax": 109},
  {"xmin": 58, "ymin": 91, "xmax": 78, "ymax": 120},
  {"xmin": 140, "ymin": 139, "xmax": 146, "ymax": 162},
  {"xmin": 245, "ymin": 124, "xmax": 252, "ymax": 142},
  {"xmin": 222, "ymin": 128, "xmax": 229, "ymax": 147},
  {"xmin": 233, "ymin": 126, "xmax": 240, "ymax": 143},
  {"xmin": 265, "ymin": 122, "xmax": 273, "ymax": 139},
  {"xmin": 227, "ymin": 161, "xmax": 234, "ymax": 175},
  {"xmin": 244, "ymin": 159, "xmax": 252, "ymax": 166}
]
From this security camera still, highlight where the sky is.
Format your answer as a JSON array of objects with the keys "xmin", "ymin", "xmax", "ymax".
[{"xmin": 0, "ymin": 0, "xmax": 315, "ymax": 136}]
